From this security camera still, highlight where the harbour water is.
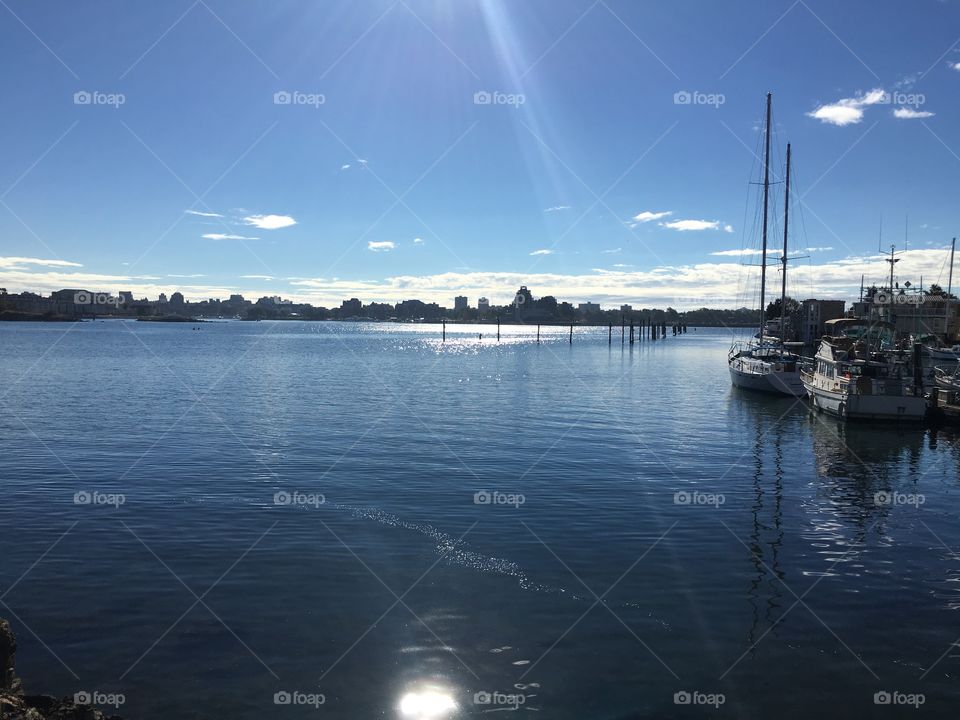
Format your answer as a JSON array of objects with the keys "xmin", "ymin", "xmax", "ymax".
[{"xmin": 1, "ymin": 320, "xmax": 959, "ymax": 718}]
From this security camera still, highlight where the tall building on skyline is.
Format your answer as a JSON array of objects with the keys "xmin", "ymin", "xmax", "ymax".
[{"xmin": 454, "ymin": 296, "xmax": 468, "ymax": 312}]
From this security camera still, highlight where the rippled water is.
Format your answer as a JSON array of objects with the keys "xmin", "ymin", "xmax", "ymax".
[{"xmin": 1, "ymin": 320, "xmax": 959, "ymax": 719}]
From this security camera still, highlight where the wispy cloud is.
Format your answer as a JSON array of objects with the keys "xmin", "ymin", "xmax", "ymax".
[
  {"xmin": 893, "ymin": 107, "xmax": 934, "ymax": 119},
  {"xmin": 413, "ymin": 237, "xmax": 424, "ymax": 244},
  {"xmin": 544, "ymin": 205, "xmax": 571, "ymax": 213},
  {"xmin": 340, "ymin": 164, "xmax": 351, "ymax": 170},
  {"xmin": 243, "ymin": 214, "xmax": 297, "ymax": 230},
  {"xmin": 662, "ymin": 219, "xmax": 721, "ymax": 231},
  {"xmin": 368, "ymin": 241, "xmax": 396, "ymax": 252},
  {"xmin": 167, "ymin": 273, "xmax": 206, "ymax": 278},
  {"xmin": 529, "ymin": 249, "xmax": 554, "ymax": 256},
  {"xmin": 184, "ymin": 209, "xmax": 223, "ymax": 218},
  {"xmin": 632, "ymin": 210, "xmax": 672, "ymax": 224},
  {"xmin": 807, "ymin": 88, "xmax": 886, "ymax": 126},
  {"xmin": 241, "ymin": 274, "xmax": 274, "ymax": 280},
  {"xmin": 723, "ymin": 224, "xmax": 734, "ymax": 233},
  {"xmin": 202, "ymin": 233, "xmax": 260, "ymax": 241},
  {"xmin": 0, "ymin": 256, "xmax": 83, "ymax": 269},
  {"xmin": 602, "ymin": 248, "xmax": 622, "ymax": 254},
  {"xmin": 951, "ymin": 62, "xmax": 960, "ymax": 72}
]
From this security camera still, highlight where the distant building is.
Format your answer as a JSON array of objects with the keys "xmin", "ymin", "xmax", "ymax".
[
  {"xmin": 620, "ymin": 304, "xmax": 632, "ymax": 314},
  {"xmin": 578, "ymin": 302, "xmax": 601, "ymax": 313},
  {"xmin": 454, "ymin": 296, "xmax": 468, "ymax": 312},
  {"xmin": 170, "ymin": 292, "xmax": 185, "ymax": 307},
  {"xmin": 341, "ymin": 297, "xmax": 363, "ymax": 317},
  {"xmin": 158, "ymin": 293, "xmax": 168, "ymax": 304},
  {"xmin": 477, "ymin": 297, "xmax": 490, "ymax": 313},
  {"xmin": 796, "ymin": 299, "xmax": 845, "ymax": 342}
]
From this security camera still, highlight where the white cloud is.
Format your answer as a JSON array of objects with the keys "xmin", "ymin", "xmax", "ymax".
[
  {"xmin": 413, "ymin": 238, "xmax": 424, "ymax": 244},
  {"xmin": 529, "ymin": 249, "xmax": 554, "ymax": 256},
  {"xmin": 710, "ymin": 248, "xmax": 770, "ymax": 257},
  {"xmin": 243, "ymin": 214, "xmax": 297, "ymax": 230},
  {"xmin": 0, "ymin": 256, "xmax": 83, "ymax": 269},
  {"xmin": 241, "ymin": 275, "xmax": 274, "ymax": 280},
  {"xmin": 662, "ymin": 219, "xmax": 721, "ymax": 231},
  {"xmin": 602, "ymin": 248, "xmax": 622, "ymax": 254},
  {"xmin": 167, "ymin": 273, "xmax": 206, "ymax": 278},
  {"xmin": 723, "ymin": 224, "xmax": 734, "ymax": 233},
  {"xmin": 951, "ymin": 62, "xmax": 960, "ymax": 71},
  {"xmin": 807, "ymin": 88, "xmax": 887, "ymax": 126},
  {"xmin": 368, "ymin": 241, "xmax": 396, "ymax": 252},
  {"xmin": 632, "ymin": 210, "xmax": 672, "ymax": 223},
  {"xmin": 341, "ymin": 164, "xmax": 351, "ymax": 170},
  {"xmin": 544, "ymin": 205, "xmax": 571, "ymax": 213},
  {"xmin": 202, "ymin": 233, "xmax": 259, "ymax": 241},
  {"xmin": 893, "ymin": 107, "xmax": 934, "ymax": 119},
  {"xmin": 184, "ymin": 209, "xmax": 223, "ymax": 218}
]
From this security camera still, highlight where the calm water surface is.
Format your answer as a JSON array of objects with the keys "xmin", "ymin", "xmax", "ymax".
[{"xmin": 1, "ymin": 320, "xmax": 959, "ymax": 718}]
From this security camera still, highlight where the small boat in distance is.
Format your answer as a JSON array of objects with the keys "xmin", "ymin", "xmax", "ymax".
[
  {"xmin": 801, "ymin": 319, "xmax": 926, "ymax": 421},
  {"xmin": 925, "ymin": 344, "xmax": 960, "ymax": 361},
  {"xmin": 934, "ymin": 364, "xmax": 960, "ymax": 391},
  {"xmin": 728, "ymin": 93, "xmax": 805, "ymax": 397}
]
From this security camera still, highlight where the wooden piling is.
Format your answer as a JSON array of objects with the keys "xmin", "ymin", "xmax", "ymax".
[
  {"xmin": 608, "ymin": 323, "xmax": 612, "ymax": 344},
  {"xmin": 442, "ymin": 319, "xmax": 446, "ymax": 342},
  {"xmin": 629, "ymin": 319, "xmax": 634, "ymax": 344},
  {"xmin": 537, "ymin": 324, "xmax": 540, "ymax": 343},
  {"xmin": 497, "ymin": 314, "xmax": 500, "ymax": 341},
  {"xmin": 569, "ymin": 324, "xmax": 573, "ymax": 344}
]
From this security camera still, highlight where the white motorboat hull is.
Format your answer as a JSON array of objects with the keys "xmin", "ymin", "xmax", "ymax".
[
  {"xmin": 803, "ymin": 378, "xmax": 926, "ymax": 421},
  {"xmin": 926, "ymin": 347, "xmax": 960, "ymax": 361}
]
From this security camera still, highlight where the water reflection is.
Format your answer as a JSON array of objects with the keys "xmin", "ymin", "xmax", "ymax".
[
  {"xmin": 746, "ymin": 413, "xmax": 786, "ymax": 648},
  {"xmin": 398, "ymin": 684, "xmax": 457, "ymax": 719}
]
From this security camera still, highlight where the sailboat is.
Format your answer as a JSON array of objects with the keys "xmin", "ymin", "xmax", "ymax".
[{"xmin": 728, "ymin": 93, "xmax": 805, "ymax": 397}]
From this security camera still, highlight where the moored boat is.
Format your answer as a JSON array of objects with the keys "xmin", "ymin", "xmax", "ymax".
[{"xmin": 801, "ymin": 321, "xmax": 925, "ymax": 421}]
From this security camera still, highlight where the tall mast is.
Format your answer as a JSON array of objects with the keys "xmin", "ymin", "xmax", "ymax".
[
  {"xmin": 779, "ymin": 142, "xmax": 791, "ymax": 346},
  {"xmin": 948, "ymin": 238, "xmax": 956, "ymax": 298},
  {"xmin": 947, "ymin": 237, "xmax": 955, "ymax": 339},
  {"xmin": 885, "ymin": 244, "xmax": 899, "ymax": 326},
  {"xmin": 758, "ymin": 92, "xmax": 772, "ymax": 341}
]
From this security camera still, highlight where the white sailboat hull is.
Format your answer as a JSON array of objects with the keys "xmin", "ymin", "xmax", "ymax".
[{"xmin": 729, "ymin": 358, "xmax": 806, "ymax": 397}]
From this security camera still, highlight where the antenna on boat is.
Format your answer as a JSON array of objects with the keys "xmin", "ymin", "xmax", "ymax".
[{"xmin": 758, "ymin": 92, "xmax": 772, "ymax": 342}]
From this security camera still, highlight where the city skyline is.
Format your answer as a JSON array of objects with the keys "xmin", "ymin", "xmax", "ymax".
[{"xmin": 2, "ymin": 1, "xmax": 960, "ymax": 307}]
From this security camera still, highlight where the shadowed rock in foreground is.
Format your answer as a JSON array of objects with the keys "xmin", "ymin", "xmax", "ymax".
[{"xmin": 1, "ymin": 619, "xmax": 124, "ymax": 720}]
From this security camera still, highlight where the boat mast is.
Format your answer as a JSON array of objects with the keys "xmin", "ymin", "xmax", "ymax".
[
  {"xmin": 758, "ymin": 92, "xmax": 772, "ymax": 342},
  {"xmin": 885, "ymin": 244, "xmax": 899, "ymax": 326},
  {"xmin": 779, "ymin": 142, "xmax": 791, "ymax": 346},
  {"xmin": 947, "ymin": 237, "xmax": 955, "ymax": 340}
]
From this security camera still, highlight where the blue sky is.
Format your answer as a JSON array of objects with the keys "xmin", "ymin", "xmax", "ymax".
[{"xmin": 2, "ymin": 0, "xmax": 960, "ymax": 308}]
